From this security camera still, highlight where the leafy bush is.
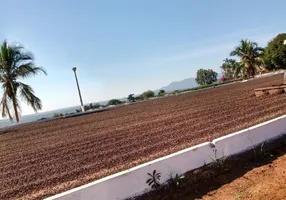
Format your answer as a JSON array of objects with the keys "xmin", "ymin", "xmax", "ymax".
[
  {"xmin": 167, "ymin": 173, "xmax": 185, "ymax": 188},
  {"xmin": 84, "ymin": 103, "xmax": 102, "ymax": 111},
  {"xmin": 158, "ymin": 90, "xmax": 165, "ymax": 96},
  {"xmin": 53, "ymin": 113, "xmax": 63, "ymax": 118},
  {"xmin": 141, "ymin": 90, "xmax": 155, "ymax": 99}
]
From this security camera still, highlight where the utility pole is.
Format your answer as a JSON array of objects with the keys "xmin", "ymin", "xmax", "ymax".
[{"xmin": 72, "ymin": 67, "xmax": 85, "ymax": 112}]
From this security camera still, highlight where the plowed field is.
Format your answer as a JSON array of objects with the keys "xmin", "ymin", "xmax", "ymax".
[{"xmin": 1, "ymin": 74, "xmax": 286, "ymax": 200}]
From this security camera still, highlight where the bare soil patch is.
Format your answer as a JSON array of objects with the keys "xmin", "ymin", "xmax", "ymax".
[
  {"xmin": 129, "ymin": 136, "xmax": 286, "ymax": 200},
  {"xmin": 1, "ymin": 74, "xmax": 286, "ymax": 199},
  {"xmin": 201, "ymin": 149, "xmax": 286, "ymax": 200}
]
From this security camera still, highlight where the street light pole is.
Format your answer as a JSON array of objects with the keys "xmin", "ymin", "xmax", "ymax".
[{"xmin": 72, "ymin": 67, "xmax": 85, "ymax": 112}]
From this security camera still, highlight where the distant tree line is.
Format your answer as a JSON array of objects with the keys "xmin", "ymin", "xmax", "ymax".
[{"xmin": 59, "ymin": 33, "xmax": 286, "ymax": 118}]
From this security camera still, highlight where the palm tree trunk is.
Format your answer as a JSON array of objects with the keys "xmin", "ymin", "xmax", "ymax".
[
  {"xmin": 5, "ymin": 104, "xmax": 12, "ymax": 120},
  {"xmin": 12, "ymin": 97, "xmax": 19, "ymax": 122}
]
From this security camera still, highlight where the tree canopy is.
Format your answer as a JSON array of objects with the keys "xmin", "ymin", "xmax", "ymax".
[
  {"xmin": 230, "ymin": 39, "xmax": 264, "ymax": 78},
  {"xmin": 108, "ymin": 99, "xmax": 122, "ymax": 105},
  {"xmin": 158, "ymin": 89, "xmax": 165, "ymax": 96},
  {"xmin": 264, "ymin": 33, "xmax": 286, "ymax": 70},
  {"xmin": 220, "ymin": 58, "xmax": 242, "ymax": 79},
  {"xmin": 127, "ymin": 94, "xmax": 136, "ymax": 102},
  {"xmin": 141, "ymin": 90, "xmax": 155, "ymax": 99},
  {"xmin": 195, "ymin": 69, "xmax": 218, "ymax": 85},
  {"xmin": 0, "ymin": 40, "xmax": 47, "ymax": 122}
]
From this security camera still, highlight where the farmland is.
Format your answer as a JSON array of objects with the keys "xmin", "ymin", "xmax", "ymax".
[{"xmin": 1, "ymin": 74, "xmax": 286, "ymax": 199}]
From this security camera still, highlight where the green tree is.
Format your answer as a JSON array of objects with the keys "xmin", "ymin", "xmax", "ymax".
[
  {"xmin": 264, "ymin": 33, "xmax": 286, "ymax": 70},
  {"xmin": 220, "ymin": 58, "xmax": 242, "ymax": 79},
  {"xmin": 141, "ymin": 90, "xmax": 155, "ymax": 99},
  {"xmin": 158, "ymin": 89, "xmax": 165, "ymax": 96},
  {"xmin": 93, "ymin": 103, "xmax": 101, "ymax": 108},
  {"xmin": 108, "ymin": 99, "xmax": 122, "ymax": 105},
  {"xmin": 127, "ymin": 94, "xmax": 136, "ymax": 102},
  {"xmin": 0, "ymin": 40, "xmax": 47, "ymax": 122},
  {"xmin": 135, "ymin": 95, "xmax": 144, "ymax": 101},
  {"xmin": 230, "ymin": 39, "xmax": 264, "ymax": 78},
  {"xmin": 195, "ymin": 69, "xmax": 218, "ymax": 85}
]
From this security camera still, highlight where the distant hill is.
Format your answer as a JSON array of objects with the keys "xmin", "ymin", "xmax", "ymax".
[
  {"xmin": 155, "ymin": 73, "xmax": 222, "ymax": 93},
  {"xmin": 156, "ymin": 77, "xmax": 198, "ymax": 93}
]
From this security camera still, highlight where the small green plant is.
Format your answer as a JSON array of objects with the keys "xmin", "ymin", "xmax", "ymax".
[
  {"xmin": 146, "ymin": 170, "xmax": 161, "ymax": 189},
  {"xmin": 210, "ymin": 155, "xmax": 227, "ymax": 171},
  {"xmin": 210, "ymin": 147, "xmax": 227, "ymax": 171},
  {"xmin": 167, "ymin": 173, "xmax": 185, "ymax": 188}
]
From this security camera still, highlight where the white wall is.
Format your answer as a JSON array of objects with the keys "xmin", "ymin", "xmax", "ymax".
[
  {"xmin": 45, "ymin": 115, "xmax": 286, "ymax": 200},
  {"xmin": 46, "ymin": 142, "xmax": 215, "ymax": 200},
  {"xmin": 213, "ymin": 115, "xmax": 286, "ymax": 158}
]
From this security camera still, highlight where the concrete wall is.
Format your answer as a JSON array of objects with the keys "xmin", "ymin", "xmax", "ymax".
[
  {"xmin": 213, "ymin": 115, "xmax": 286, "ymax": 158},
  {"xmin": 46, "ymin": 142, "xmax": 215, "ymax": 200},
  {"xmin": 45, "ymin": 115, "xmax": 286, "ymax": 200}
]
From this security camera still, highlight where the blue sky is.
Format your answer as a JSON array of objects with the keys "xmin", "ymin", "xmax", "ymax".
[{"xmin": 0, "ymin": 0, "xmax": 286, "ymax": 115}]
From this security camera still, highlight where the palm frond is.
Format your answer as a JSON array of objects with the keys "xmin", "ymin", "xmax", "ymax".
[
  {"xmin": 18, "ymin": 82, "xmax": 42, "ymax": 111},
  {"xmin": 16, "ymin": 63, "xmax": 47, "ymax": 78},
  {"xmin": 230, "ymin": 39, "xmax": 264, "ymax": 77}
]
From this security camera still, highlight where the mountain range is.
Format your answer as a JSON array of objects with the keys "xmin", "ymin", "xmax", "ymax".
[
  {"xmin": 156, "ymin": 73, "xmax": 222, "ymax": 93},
  {"xmin": 155, "ymin": 77, "xmax": 198, "ymax": 93}
]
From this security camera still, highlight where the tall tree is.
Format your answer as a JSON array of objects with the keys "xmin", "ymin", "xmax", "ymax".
[
  {"xmin": 220, "ymin": 58, "xmax": 243, "ymax": 79},
  {"xmin": 264, "ymin": 33, "xmax": 286, "ymax": 70},
  {"xmin": 230, "ymin": 39, "xmax": 264, "ymax": 78},
  {"xmin": 127, "ymin": 94, "xmax": 136, "ymax": 102},
  {"xmin": 0, "ymin": 40, "xmax": 47, "ymax": 122},
  {"xmin": 195, "ymin": 69, "xmax": 217, "ymax": 86}
]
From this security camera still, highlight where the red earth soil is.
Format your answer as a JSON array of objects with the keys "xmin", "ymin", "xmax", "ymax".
[
  {"xmin": 201, "ymin": 154, "xmax": 286, "ymax": 200},
  {"xmin": 1, "ymin": 74, "xmax": 286, "ymax": 200}
]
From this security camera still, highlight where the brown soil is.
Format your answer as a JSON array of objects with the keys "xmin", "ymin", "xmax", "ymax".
[
  {"xmin": 1, "ymin": 74, "xmax": 286, "ymax": 200},
  {"xmin": 130, "ymin": 136, "xmax": 286, "ymax": 200},
  {"xmin": 201, "ymin": 153, "xmax": 286, "ymax": 200}
]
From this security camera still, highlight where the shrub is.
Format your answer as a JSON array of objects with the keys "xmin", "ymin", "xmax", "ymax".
[
  {"xmin": 53, "ymin": 113, "xmax": 63, "ymax": 118},
  {"xmin": 141, "ymin": 90, "xmax": 155, "ymax": 99},
  {"xmin": 108, "ymin": 99, "xmax": 123, "ymax": 105},
  {"xmin": 158, "ymin": 90, "xmax": 166, "ymax": 96}
]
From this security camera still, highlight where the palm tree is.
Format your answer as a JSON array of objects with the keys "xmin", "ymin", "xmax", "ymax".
[
  {"xmin": 230, "ymin": 39, "xmax": 264, "ymax": 78},
  {"xmin": 0, "ymin": 40, "xmax": 47, "ymax": 122}
]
